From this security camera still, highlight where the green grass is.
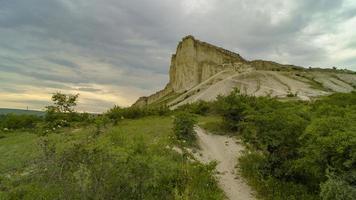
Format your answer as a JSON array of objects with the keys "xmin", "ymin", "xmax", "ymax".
[
  {"xmin": 197, "ymin": 115, "xmax": 229, "ymax": 135},
  {"xmin": 112, "ymin": 116, "xmax": 174, "ymax": 142},
  {"xmin": 0, "ymin": 117, "xmax": 174, "ymax": 174},
  {"xmin": 0, "ymin": 116, "xmax": 225, "ymax": 199},
  {"xmin": 97, "ymin": 116, "xmax": 175, "ymax": 150},
  {"xmin": 0, "ymin": 128, "xmax": 89, "ymax": 173},
  {"xmin": 0, "ymin": 132, "xmax": 38, "ymax": 173}
]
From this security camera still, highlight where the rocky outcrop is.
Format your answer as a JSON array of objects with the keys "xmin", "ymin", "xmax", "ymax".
[
  {"xmin": 133, "ymin": 35, "xmax": 246, "ymax": 106},
  {"xmin": 249, "ymin": 60, "xmax": 303, "ymax": 71},
  {"xmin": 133, "ymin": 84, "xmax": 174, "ymax": 107},
  {"xmin": 133, "ymin": 35, "xmax": 356, "ymax": 107},
  {"xmin": 169, "ymin": 35, "xmax": 246, "ymax": 92}
]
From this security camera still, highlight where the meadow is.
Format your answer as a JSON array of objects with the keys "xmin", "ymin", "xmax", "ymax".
[
  {"xmin": 1, "ymin": 91, "xmax": 355, "ymax": 200},
  {"xmin": 0, "ymin": 115, "xmax": 224, "ymax": 200}
]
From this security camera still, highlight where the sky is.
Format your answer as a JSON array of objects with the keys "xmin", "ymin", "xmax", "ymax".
[{"xmin": 0, "ymin": 0, "xmax": 356, "ymax": 113}]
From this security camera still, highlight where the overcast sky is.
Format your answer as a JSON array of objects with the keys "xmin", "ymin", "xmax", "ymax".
[{"xmin": 0, "ymin": 0, "xmax": 356, "ymax": 112}]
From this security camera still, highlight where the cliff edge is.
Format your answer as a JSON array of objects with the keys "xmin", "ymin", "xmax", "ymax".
[
  {"xmin": 133, "ymin": 36, "xmax": 356, "ymax": 108},
  {"xmin": 133, "ymin": 35, "xmax": 247, "ymax": 107}
]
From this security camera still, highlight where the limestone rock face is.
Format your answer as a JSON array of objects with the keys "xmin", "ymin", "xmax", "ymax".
[
  {"xmin": 133, "ymin": 35, "xmax": 356, "ymax": 107},
  {"xmin": 133, "ymin": 35, "xmax": 246, "ymax": 107},
  {"xmin": 169, "ymin": 35, "xmax": 245, "ymax": 92}
]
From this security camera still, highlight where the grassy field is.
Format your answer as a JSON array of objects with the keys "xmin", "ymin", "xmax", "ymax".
[
  {"xmin": 0, "ymin": 116, "xmax": 225, "ymax": 200},
  {"xmin": 0, "ymin": 128, "xmax": 91, "ymax": 174},
  {"xmin": 0, "ymin": 131, "xmax": 38, "ymax": 173},
  {"xmin": 0, "ymin": 117, "xmax": 175, "ymax": 174}
]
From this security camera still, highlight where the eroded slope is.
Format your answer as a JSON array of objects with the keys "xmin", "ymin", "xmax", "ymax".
[{"xmin": 133, "ymin": 36, "xmax": 356, "ymax": 108}]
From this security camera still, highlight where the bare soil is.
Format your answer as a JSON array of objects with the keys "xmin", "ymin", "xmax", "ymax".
[{"xmin": 193, "ymin": 126, "xmax": 256, "ymax": 200}]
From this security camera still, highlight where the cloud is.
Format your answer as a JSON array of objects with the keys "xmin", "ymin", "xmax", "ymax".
[
  {"xmin": 0, "ymin": 0, "xmax": 355, "ymax": 112},
  {"xmin": 77, "ymin": 87, "xmax": 102, "ymax": 92},
  {"xmin": 46, "ymin": 58, "xmax": 80, "ymax": 69}
]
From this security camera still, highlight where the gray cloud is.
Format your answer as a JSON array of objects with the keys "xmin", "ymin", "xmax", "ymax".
[
  {"xmin": 77, "ymin": 87, "xmax": 102, "ymax": 92},
  {"xmin": 46, "ymin": 58, "xmax": 80, "ymax": 69},
  {"xmin": 0, "ymin": 0, "xmax": 355, "ymax": 112}
]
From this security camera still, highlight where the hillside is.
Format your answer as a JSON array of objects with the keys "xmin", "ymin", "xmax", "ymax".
[
  {"xmin": 133, "ymin": 35, "xmax": 356, "ymax": 108},
  {"xmin": 0, "ymin": 108, "xmax": 44, "ymax": 116}
]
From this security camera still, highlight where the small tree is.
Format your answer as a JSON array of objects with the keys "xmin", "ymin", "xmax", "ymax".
[
  {"xmin": 45, "ymin": 92, "xmax": 79, "ymax": 127},
  {"xmin": 216, "ymin": 88, "xmax": 251, "ymax": 131},
  {"xmin": 47, "ymin": 92, "xmax": 79, "ymax": 113},
  {"xmin": 173, "ymin": 112, "xmax": 197, "ymax": 144},
  {"xmin": 106, "ymin": 105, "xmax": 124, "ymax": 125}
]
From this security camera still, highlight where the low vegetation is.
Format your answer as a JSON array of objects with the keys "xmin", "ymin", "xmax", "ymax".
[
  {"xmin": 105, "ymin": 104, "xmax": 170, "ymax": 124},
  {"xmin": 179, "ymin": 90, "xmax": 356, "ymax": 200},
  {"xmin": 0, "ymin": 93, "xmax": 224, "ymax": 200},
  {"xmin": 2, "ymin": 90, "xmax": 355, "ymax": 200},
  {"xmin": 173, "ymin": 112, "xmax": 197, "ymax": 146},
  {"xmin": 0, "ymin": 114, "xmax": 41, "ymax": 130}
]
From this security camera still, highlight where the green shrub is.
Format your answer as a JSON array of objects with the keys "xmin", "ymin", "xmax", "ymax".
[
  {"xmin": 242, "ymin": 107, "xmax": 309, "ymax": 179},
  {"xmin": 215, "ymin": 89, "xmax": 252, "ymax": 131},
  {"xmin": 177, "ymin": 100, "xmax": 212, "ymax": 115},
  {"xmin": 105, "ymin": 105, "xmax": 124, "ymax": 124},
  {"xmin": 43, "ymin": 92, "xmax": 94, "ymax": 128},
  {"xmin": 2, "ymin": 125, "xmax": 224, "ymax": 200},
  {"xmin": 173, "ymin": 112, "xmax": 197, "ymax": 144},
  {"xmin": 0, "ymin": 114, "xmax": 42, "ymax": 130},
  {"xmin": 239, "ymin": 152, "xmax": 318, "ymax": 200},
  {"xmin": 216, "ymin": 90, "xmax": 356, "ymax": 199},
  {"xmin": 320, "ymin": 175, "xmax": 356, "ymax": 200},
  {"xmin": 106, "ymin": 105, "xmax": 170, "ymax": 124},
  {"xmin": 296, "ymin": 119, "xmax": 356, "ymax": 191},
  {"xmin": 315, "ymin": 91, "xmax": 356, "ymax": 107}
]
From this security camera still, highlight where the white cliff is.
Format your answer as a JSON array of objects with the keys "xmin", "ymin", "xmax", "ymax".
[{"xmin": 133, "ymin": 36, "xmax": 356, "ymax": 108}]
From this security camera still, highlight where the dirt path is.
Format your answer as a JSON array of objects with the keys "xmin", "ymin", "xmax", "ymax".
[{"xmin": 193, "ymin": 126, "xmax": 255, "ymax": 200}]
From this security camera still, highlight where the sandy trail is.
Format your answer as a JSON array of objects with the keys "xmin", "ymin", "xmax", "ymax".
[{"xmin": 193, "ymin": 126, "xmax": 255, "ymax": 200}]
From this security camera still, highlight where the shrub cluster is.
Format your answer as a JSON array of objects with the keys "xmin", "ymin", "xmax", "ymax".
[
  {"xmin": 176, "ymin": 100, "xmax": 212, "ymax": 115},
  {"xmin": 1, "ymin": 131, "xmax": 223, "ymax": 199},
  {"xmin": 215, "ymin": 90, "xmax": 356, "ymax": 200},
  {"xmin": 45, "ymin": 111, "xmax": 95, "ymax": 128},
  {"xmin": 105, "ymin": 105, "xmax": 170, "ymax": 124},
  {"xmin": 0, "ymin": 114, "xmax": 42, "ymax": 130},
  {"xmin": 173, "ymin": 112, "xmax": 197, "ymax": 145},
  {"xmin": 43, "ymin": 93, "xmax": 97, "ymax": 130}
]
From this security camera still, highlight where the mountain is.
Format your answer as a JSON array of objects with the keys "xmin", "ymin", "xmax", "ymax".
[
  {"xmin": 133, "ymin": 35, "xmax": 356, "ymax": 108},
  {"xmin": 0, "ymin": 108, "xmax": 44, "ymax": 116}
]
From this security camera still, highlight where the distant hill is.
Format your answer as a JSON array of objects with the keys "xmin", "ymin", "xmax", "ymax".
[
  {"xmin": 0, "ymin": 108, "xmax": 44, "ymax": 116},
  {"xmin": 133, "ymin": 35, "xmax": 356, "ymax": 108}
]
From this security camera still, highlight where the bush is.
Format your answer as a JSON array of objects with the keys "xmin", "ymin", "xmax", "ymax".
[
  {"xmin": 242, "ymin": 107, "xmax": 309, "ymax": 178},
  {"xmin": 320, "ymin": 175, "xmax": 356, "ymax": 200},
  {"xmin": 105, "ymin": 105, "xmax": 124, "ymax": 124},
  {"xmin": 0, "ymin": 114, "xmax": 42, "ymax": 130},
  {"xmin": 106, "ymin": 105, "xmax": 170, "ymax": 124},
  {"xmin": 177, "ymin": 100, "xmax": 212, "ymax": 115},
  {"xmin": 215, "ymin": 90, "xmax": 356, "ymax": 199},
  {"xmin": 215, "ymin": 89, "xmax": 252, "ymax": 131},
  {"xmin": 2, "ymin": 129, "xmax": 224, "ymax": 200},
  {"xmin": 173, "ymin": 112, "xmax": 197, "ymax": 144},
  {"xmin": 44, "ymin": 92, "xmax": 86, "ymax": 128},
  {"xmin": 239, "ymin": 152, "xmax": 317, "ymax": 200}
]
